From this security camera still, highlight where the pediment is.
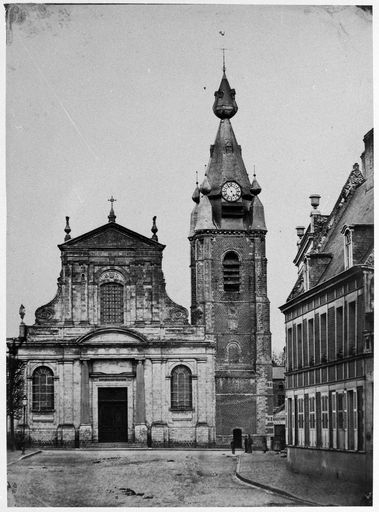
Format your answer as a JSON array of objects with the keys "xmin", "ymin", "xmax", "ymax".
[
  {"xmin": 76, "ymin": 327, "xmax": 149, "ymax": 345},
  {"xmin": 59, "ymin": 223, "xmax": 165, "ymax": 251}
]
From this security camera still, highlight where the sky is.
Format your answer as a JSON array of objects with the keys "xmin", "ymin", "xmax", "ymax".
[{"xmin": 6, "ymin": 3, "xmax": 372, "ymax": 352}]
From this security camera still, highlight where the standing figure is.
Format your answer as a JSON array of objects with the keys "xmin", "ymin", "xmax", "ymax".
[
  {"xmin": 247, "ymin": 434, "xmax": 253, "ymax": 453},
  {"xmin": 231, "ymin": 439, "xmax": 235, "ymax": 454},
  {"xmin": 262, "ymin": 437, "xmax": 268, "ymax": 453},
  {"xmin": 244, "ymin": 435, "xmax": 248, "ymax": 453}
]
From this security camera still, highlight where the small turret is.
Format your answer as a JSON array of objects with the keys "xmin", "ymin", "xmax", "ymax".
[
  {"xmin": 199, "ymin": 175, "xmax": 211, "ymax": 195},
  {"xmin": 192, "ymin": 172, "xmax": 200, "ymax": 203},
  {"xmin": 251, "ymin": 173, "xmax": 262, "ymax": 196}
]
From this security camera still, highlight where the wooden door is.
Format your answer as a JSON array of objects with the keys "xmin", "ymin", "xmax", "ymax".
[{"xmin": 98, "ymin": 388, "xmax": 127, "ymax": 442}]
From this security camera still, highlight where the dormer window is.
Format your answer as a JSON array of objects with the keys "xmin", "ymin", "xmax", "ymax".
[
  {"xmin": 302, "ymin": 258, "xmax": 310, "ymax": 291},
  {"xmin": 343, "ymin": 228, "xmax": 353, "ymax": 269}
]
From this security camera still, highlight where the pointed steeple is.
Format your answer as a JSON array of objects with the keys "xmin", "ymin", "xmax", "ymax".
[
  {"xmin": 250, "ymin": 196, "xmax": 267, "ymax": 231},
  {"xmin": 194, "ymin": 194, "xmax": 215, "ymax": 231},
  {"xmin": 189, "ymin": 203, "xmax": 199, "ymax": 237},
  {"xmin": 206, "ymin": 119, "xmax": 251, "ymax": 198},
  {"xmin": 191, "ymin": 64, "xmax": 267, "ymax": 233},
  {"xmin": 213, "ymin": 68, "xmax": 238, "ymax": 119}
]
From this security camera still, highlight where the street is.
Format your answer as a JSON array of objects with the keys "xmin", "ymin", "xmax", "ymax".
[{"xmin": 8, "ymin": 450, "xmax": 299, "ymax": 507}]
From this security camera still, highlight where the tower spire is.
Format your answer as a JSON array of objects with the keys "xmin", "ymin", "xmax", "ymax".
[
  {"xmin": 108, "ymin": 196, "xmax": 117, "ymax": 223},
  {"xmin": 222, "ymin": 47, "xmax": 226, "ymax": 75}
]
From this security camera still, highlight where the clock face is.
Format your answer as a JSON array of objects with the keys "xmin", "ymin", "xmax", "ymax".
[{"xmin": 222, "ymin": 181, "xmax": 242, "ymax": 202}]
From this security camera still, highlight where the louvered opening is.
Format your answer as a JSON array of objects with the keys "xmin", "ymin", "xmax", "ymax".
[{"xmin": 223, "ymin": 252, "xmax": 240, "ymax": 292}]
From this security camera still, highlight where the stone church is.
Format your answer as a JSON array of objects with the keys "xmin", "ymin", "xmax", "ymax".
[{"xmin": 12, "ymin": 66, "xmax": 273, "ymax": 448}]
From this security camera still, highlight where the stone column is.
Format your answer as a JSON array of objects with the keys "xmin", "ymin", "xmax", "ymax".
[
  {"xmin": 134, "ymin": 360, "xmax": 147, "ymax": 443},
  {"xmin": 196, "ymin": 360, "xmax": 210, "ymax": 446},
  {"xmin": 81, "ymin": 360, "xmax": 90, "ymax": 423},
  {"xmin": 151, "ymin": 359, "xmax": 167, "ymax": 446},
  {"xmin": 79, "ymin": 360, "xmax": 92, "ymax": 446},
  {"xmin": 57, "ymin": 361, "xmax": 76, "ymax": 447}
]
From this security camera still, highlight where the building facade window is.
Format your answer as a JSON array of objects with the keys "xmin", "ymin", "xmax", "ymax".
[
  {"xmin": 348, "ymin": 301, "xmax": 356, "ymax": 355},
  {"xmin": 309, "ymin": 396, "xmax": 316, "ymax": 446},
  {"xmin": 171, "ymin": 365, "xmax": 192, "ymax": 410},
  {"xmin": 223, "ymin": 251, "xmax": 240, "ymax": 292},
  {"xmin": 320, "ymin": 313, "xmax": 327, "ymax": 362},
  {"xmin": 32, "ymin": 366, "xmax": 54, "ymax": 411},
  {"xmin": 298, "ymin": 397, "xmax": 304, "ymax": 445},
  {"xmin": 289, "ymin": 387, "xmax": 363, "ymax": 452},
  {"xmin": 100, "ymin": 282, "xmax": 124, "ymax": 324}
]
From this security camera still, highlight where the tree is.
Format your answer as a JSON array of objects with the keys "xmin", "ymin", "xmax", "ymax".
[
  {"xmin": 6, "ymin": 343, "xmax": 26, "ymax": 451},
  {"xmin": 272, "ymin": 348, "xmax": 286, "ymax": 367}
]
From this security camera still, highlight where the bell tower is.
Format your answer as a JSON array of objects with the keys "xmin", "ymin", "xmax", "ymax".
[{"xmin": 189, "ymin": 64, "xmax": 273, "ymax": 446}]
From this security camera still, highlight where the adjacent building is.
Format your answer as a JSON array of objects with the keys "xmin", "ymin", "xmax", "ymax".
[
  {"xmin": 10, "ymin": 66, "xmax": 274, "ymax": 448},
  {"xmin": 280, "ymin": 129, "xmax": 373, "ymax": 484}
]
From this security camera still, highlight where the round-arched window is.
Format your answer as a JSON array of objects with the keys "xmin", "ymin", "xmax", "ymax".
[
  {"xmin": 223, "ymin": 252, "xmax": 240, "ymax": 292},
  {"xmin": 171, "ymin": 365, "xmax": 192, "ymax": 410},
  {"xmin": 100, "ymin": 282, "xmax": 124, "ymax": 324},
  {"xmin": 32, "ymin": 366, "xmax": 54, "ymax": 411},
  {"xmin": 227, "ymin": 342, "xmax": 241, "ymax": 364}
]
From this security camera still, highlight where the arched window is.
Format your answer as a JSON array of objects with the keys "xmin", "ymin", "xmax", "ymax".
[
  {"xmin": 100, "ymin": 282, "xmax": 124, "ymax": 324},
  {"xmin": 171, "ymin": 365, "xmax": 192, "ymax": 410},
  {"xmin": 228, "ymin": 342, "xmax": 241, "ymax": 364},
  {"xmin": 32, "ymin": 366, "xmax": 54, "ymax": 411},
  {"xmin": 223, "ymin": 252, "xmax": 240, "ymax": 292}
]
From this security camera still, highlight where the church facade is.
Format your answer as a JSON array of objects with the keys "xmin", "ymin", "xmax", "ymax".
[{"xmin": 11, "ymin": 68, "xmax": 273, "ymax": 448}]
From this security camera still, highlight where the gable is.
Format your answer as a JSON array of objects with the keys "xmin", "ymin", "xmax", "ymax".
[{"xmin": 58, "ymin": 223, "xmax": 165, "ymax": 251}]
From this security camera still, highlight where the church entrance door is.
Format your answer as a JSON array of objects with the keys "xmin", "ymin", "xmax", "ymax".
[
  {"xmin": 233, "ymin": 428, "xmax": 242, "ymax": 449},
  {"xmin": 98, "ymin": 387, "xmax": 128, "ymax": 442}
]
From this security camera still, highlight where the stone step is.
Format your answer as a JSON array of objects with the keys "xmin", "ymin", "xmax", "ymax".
[{"xmin": 85, "ymin": 442, "xmax": 146, "ymax": 449}]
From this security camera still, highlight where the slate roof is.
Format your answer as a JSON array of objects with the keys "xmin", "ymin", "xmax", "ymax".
[
  {"xmin": 206, "ymin": 118, "xmax": 252, "ymax": 198},
  {"xmin": 286, "ymin": 129, "xmax": 373, "ymax": 300},
  {"xmin": 317, "ymin": 169, "xmax": 373, "ymax": 283}
]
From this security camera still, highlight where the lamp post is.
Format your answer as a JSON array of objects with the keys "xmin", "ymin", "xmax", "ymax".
[{"xmin": 21, "ymin": 394, "xmax": 27, "ymax": 455}]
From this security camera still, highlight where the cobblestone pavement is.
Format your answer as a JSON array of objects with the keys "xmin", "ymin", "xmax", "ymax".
[
  {"xmin": 238, "ymin": 452, "xmax": 371, "ymax": 507},
  {"xmin": 7, "ymin": 449, "xmax": 300, "ymax": 507}
]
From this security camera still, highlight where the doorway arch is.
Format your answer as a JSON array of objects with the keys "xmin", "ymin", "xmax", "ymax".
[{"xmin": 233, "ymin": 428, "xmax": 242, "ymax": 449}]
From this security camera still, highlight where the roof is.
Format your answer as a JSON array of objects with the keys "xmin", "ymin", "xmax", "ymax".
[
  {"xmin": 206, "ymin": 118, "xmax": 252, "ymax": 197},
  {"xmin": 286, "ymin": 129, "xmax": 373, "ymax": 300},
  {"xmin": 317, "ymin": 171, "xmax": 373, "ymax": 283},
  {"xmin": 58, "ymin": 222, "xmax": 166, "ymax": 251}
]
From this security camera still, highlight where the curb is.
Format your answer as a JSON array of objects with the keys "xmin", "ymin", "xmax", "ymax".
[
  {"xmin": 32, "ymin": 447, "xmax": 237, "ymax": 452},
  {"xmin": 235, "ymin": 456, "xmax": 321, "ymax": 507},
  {"xmin": 7, "ymin": 450, "xmax": 42, "ymax": 466}
]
